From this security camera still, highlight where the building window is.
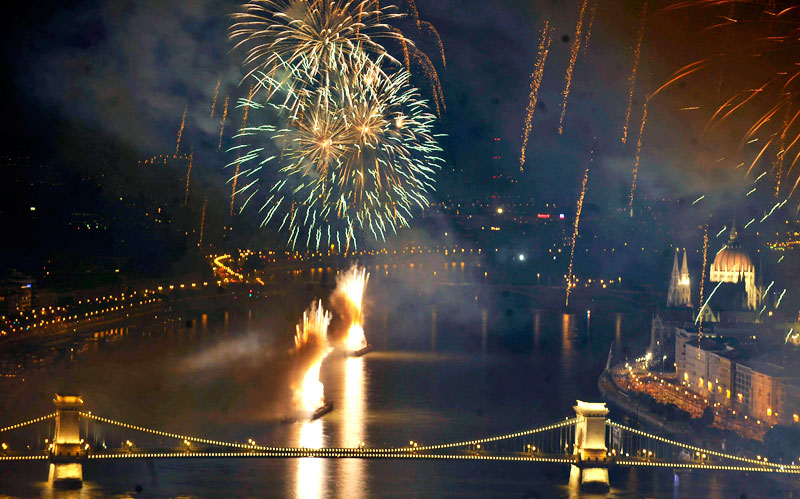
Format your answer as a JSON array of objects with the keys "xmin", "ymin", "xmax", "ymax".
[{"xmin": 726, "ymin": 389, "xmax": 730, "ymax": 399}]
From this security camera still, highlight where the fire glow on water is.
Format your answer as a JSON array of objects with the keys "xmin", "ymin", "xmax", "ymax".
[
  {"xmin": 338, "ymin": 267, "xmax": 370, "ymax": 352},
  {"xmin": 293, "ymin": 301, "xmax": 332, "ymax": 415}
]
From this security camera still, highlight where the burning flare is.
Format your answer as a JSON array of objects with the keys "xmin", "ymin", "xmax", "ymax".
[
  {"xmin": 333, "ymin": 266, "xmax": 370, "ymax": 352},
  {"xmin": 292, "ymin": 301, "xmax": 332, "ymax": 415}
]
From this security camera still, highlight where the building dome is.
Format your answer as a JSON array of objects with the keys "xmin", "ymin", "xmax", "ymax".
[{"xmin": 711, "ymin": 246, "xmax": 754, "ymax": 275}]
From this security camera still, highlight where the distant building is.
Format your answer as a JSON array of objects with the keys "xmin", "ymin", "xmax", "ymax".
[
  {"xmin": 667, "ymin": 249, "xmax": 692, "ymax": 308},
  {"xmin": 709, "ymin": 222, "xmax": 762, "ymax": 311},
  {"xmin": 675, "ymin": 327, "xmax": 800, "ymax": 426},
  {"xmin": 0, "ymin": 272, "xmax": 33, "ymax": 316}
]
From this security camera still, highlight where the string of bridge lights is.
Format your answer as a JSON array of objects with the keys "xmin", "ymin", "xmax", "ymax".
[
  {"xmin": 0, "ymin": 414, "xmax": 55, "ymax": 433},
  {"xmin": 86, "ymin": 452, "xmax": 575, "ymax": 463},
  {"xmin": 607, "ymin": 420, "xmax": 798, "ymax": 469},
  {"xmin": 395, "ymin": 418, "xmax": 579, "ymax": 452}
]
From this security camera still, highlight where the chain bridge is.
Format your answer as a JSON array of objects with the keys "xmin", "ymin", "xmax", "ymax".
[{"xmin": 1, "ymin": 395, "xmax": 797, "ymax": 491}]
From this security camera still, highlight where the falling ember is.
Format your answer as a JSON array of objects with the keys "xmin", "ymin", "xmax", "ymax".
[
  {"xmin": 621, "ymin": 2, "xmax": 647, "ymax": 145},
  {"xmin": 210, "ymin": 77, "xmax": 221, "ymax": 118},
  {"xmin": 218, "ymin": 96, "xmax": 229, "ymax": 150},
  {"xmin": 292, "ymin": 301, "xmax": 332, "ymax": 416},
  {"xmin": 175, "ymin": 104, "xmax": 188, "ymax": 157},
  {"xmin": 231, "ymin": 86, "xmax": 255, "ymax": 215},
  {"xmin": 583, "ymin": 0, "xmax": 598, "ymax": 55},
  {"xmin": 628, "ymin": 99, "xmax": 648, "ymax": 216},
  {"xmin": 558, "ymin": 0, "xmax": 589, "ymax": 135},
  {"xmin": 334, "ymin": 266, "xmax": 370, "ymax": 353},
  {"xmin": 519, "ymin": 21, "xmax": 554, "ymax": 172},
  {"xmin": 198, "ymin": 196, "xmax": 208, "ymax": 247},
  {"xmin": 566, "ymin": 141, "xmax": 595, "ymax": 306},
  {"xmin": 698, "ymin": 225, "xmax": 708, "ymax": 338},
  {"xmin": 774, "ymin": 104, "xmax": 791, "ymax": 197},
  {"xmin": 184, "ymin": 151, "xmax": 193, "ymax": 207}
]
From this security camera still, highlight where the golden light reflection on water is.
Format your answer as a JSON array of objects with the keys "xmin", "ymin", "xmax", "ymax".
[
  {"xmin": 561, "ymin": 313, "xmax": 573, "ymax": 354},
  {"xmin": 296, "ymin": 420, "xmax": 324, "ymax": 499},
  {"xmin": 340, "ymin": 356, "xmax": 366, "ymax": 499}
]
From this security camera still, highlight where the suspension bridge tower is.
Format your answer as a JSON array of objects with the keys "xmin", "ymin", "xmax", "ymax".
[
  {"xmin": 569, "ymin": 400, "xmax": 610, "ymax": 492},
  {"xmin": 49, "ymin": 393, "xmax": 86, "ymax": 489}
]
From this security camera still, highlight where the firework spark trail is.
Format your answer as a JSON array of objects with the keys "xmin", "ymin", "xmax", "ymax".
[
  {"xmin": 210, "ymin": 77, "xmax": 221, "ymax": 118},
  {"xmin": 776, "ymin": 288, "xmax": 787, "ymax": 308},
  {"xmin": 628, "ymin": 99, "xmax": 648, "ymax": 216},
  {"xmin": 622, "ymin": 2, "xmax": 647, "ymax": 145},
  {"xmin": 762, "ymin": 280, "xmax": 775, "ymax": 299},
  {"xmin": 175, "ymin": 104, "xmax": 188, "ymax": 156},
  {"xmin": 413, "ymin": 50, "xmax": 445, "ymax": 116},
  {"xmin": 583, "ymin": 0, "xmax": 598, "ymax": 55},
  {"xmin": 231, "ymin": 86, "xmax": 255, "ymax": 215},
  {"xmin": 698, "ymin": 225, "xmax": 708, "ymax": 337},
  {"xmin": 391, "ymin": 27, "xmax": 410, "ymax": 69},
  {"xmin": 692, "ymin": 195, "xmax": 705, "ymax": 205},
  {"xmin": 558, "ymin": 0, "xmax": 589, "ymax": 135},
  {"xmin": 184, "ymin": 151, "xmax": 194, "ymax": 207},
  {"xmin": 218, "ymin": 96, "xmax": 229, "ymax": 150},
  {"xmin": 695, "ymin": 281, "xmax": 723, "ymax": 325},
  {"xmin": 775, "ymin": 104, "xmax": 791, "ymax": 197},
  {"xmin": 198, "ymin": 196, "xmax": 208, "ymax": 247},
  {"xmin": 519, "ymin": 21, "xmax": 554, "ymax": 172},
  {"xmin": 420, "ymin": 21, "xmax": 445, "ymax": 69},
  {"xmin": 716, "ymin": 226, "xmax": 727, "ymax": 237},
  {"xmin": 406, "ymin": 0, "xmax": 420, "ymax": 27},
  {"xmin": 566, "ymin": 140, "xmax": 595, "ymax": 306}
]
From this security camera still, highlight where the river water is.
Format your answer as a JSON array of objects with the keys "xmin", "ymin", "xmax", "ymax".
[{"xmin": 0, "ymin": 265, "xmax": 796, "ymax": 498}]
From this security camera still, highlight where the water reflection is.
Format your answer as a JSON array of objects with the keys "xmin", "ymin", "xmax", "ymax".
[
  {"xmin": 296, "ymin": 420, "xmax": 324, "ymax": 499},
  {"xmin": 340, "ymin": 357, "xmax": 366, "ymax": 499},
  {"xmin": 561, "ymin": 314, "xmax": 573, "ymax": 354}
]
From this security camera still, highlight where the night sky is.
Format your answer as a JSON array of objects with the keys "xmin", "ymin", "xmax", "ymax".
[{"xmin": 0, "ymin": 0, "xmax": 790, "ymax": 271}]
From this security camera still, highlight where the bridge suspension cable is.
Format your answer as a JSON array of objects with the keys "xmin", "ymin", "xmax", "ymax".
[
  {"xmin": 614, "ymin": 460, "xmax": 800, "ymax": 474},
  {"xmin": 607, "ymin": 420, "xmax": 800, "ymax": 470},
  {"xmin": 0, "ymin": 414, "xmax": 56, "ymax": 433},
  {"xmin": 398, "ymin": 418, "xmax": 579, "ymax": 452},
  {"xmin": 79, "ymin": 412, "xmax": 577, "ymax": 455},
  {"xmin": 87, "ymin": 451, "xmax": 575, "ymax": 462}
]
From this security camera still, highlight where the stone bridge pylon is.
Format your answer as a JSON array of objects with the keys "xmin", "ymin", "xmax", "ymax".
[{"xmin": 569, "ymin": 400, "xmax": 610, "ymax": 492}]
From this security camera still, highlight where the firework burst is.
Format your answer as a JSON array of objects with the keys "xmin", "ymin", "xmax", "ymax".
[
  {"xmin": 230, "ymin": 0, "xmax": 408, "ymax": 92},
  {"xmin": 232, "ymin": 53, "xmax": 442, "ymax": 250}
]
